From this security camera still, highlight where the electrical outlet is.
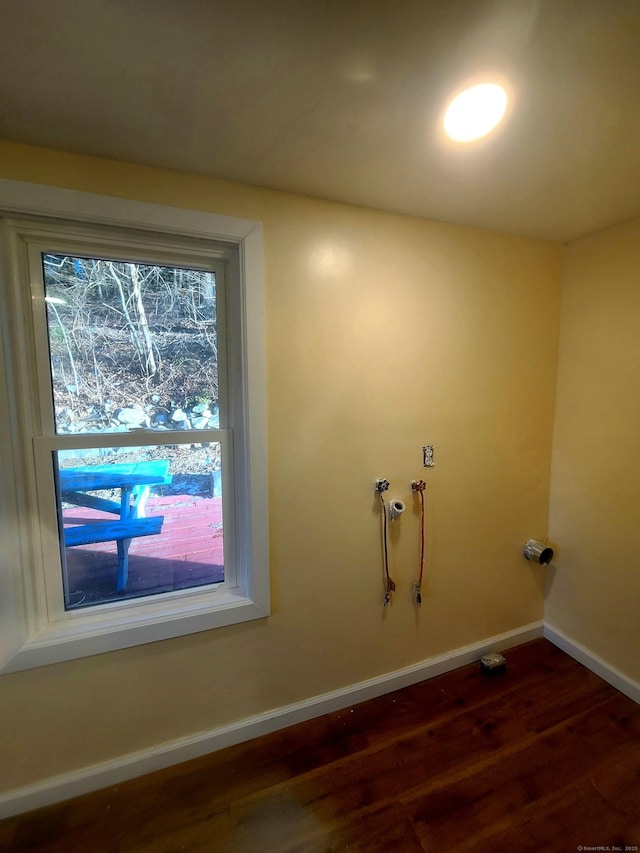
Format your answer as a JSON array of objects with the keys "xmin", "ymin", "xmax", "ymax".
[
  {"xmin": 480, "ymin": 652, "xmax": 507, "ymax": 676},
  {"xmin": 422, "ymin": 445, "xmax": 435, "ymax": 467}
]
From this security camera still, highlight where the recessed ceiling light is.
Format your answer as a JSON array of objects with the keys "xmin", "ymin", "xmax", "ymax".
[{"xmin": 443, "ymin": 83, "xmax": 508, "ymax": 143}]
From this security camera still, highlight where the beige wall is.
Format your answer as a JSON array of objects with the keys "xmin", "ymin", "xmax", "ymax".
[
  {"xmin": 0, "ymin": 141, "xmax": 561, "ymax": 791},
  {"xmin": 547, "ymin": 217, "xmax": 640, "ymax": 684}
]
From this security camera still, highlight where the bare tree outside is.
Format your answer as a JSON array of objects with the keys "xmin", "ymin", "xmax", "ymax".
[{"xmin": 42, "ymin": 254, "xmax": 219, "ymax": 435}]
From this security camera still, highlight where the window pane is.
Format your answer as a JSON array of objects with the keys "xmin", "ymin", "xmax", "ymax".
[
  {"xmin": 55, "ymin": 443, "xmax": 224, "ymax": 609},
  {"xmin": 42, "ymin": 254, "xmax": 219, "ymax": 435}
]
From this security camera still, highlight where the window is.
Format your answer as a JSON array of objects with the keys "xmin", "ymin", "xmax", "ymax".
[{"xmin": 0, "ymin": 181, "xmax": 269, "ymax": 672}]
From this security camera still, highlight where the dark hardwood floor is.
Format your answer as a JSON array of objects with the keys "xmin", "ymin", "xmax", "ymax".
[{"xmin": 2, "ymin": 638, "xmax": 639, "ymax": 852}]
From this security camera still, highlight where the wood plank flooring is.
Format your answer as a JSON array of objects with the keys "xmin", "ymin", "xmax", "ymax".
[{"xmin": 2, "ymin": 638, "xmax": 639, "ymax": 852}]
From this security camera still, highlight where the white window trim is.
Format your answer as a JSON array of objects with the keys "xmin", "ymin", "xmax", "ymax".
[{"xmin": 0, "ymin": 179, "xmax": 269, "ymax": 672}]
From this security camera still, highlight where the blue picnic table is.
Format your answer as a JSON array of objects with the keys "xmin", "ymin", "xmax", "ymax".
[{"xmin": 59, "ymin": 459, "xmax": 172, "ymax": 592}]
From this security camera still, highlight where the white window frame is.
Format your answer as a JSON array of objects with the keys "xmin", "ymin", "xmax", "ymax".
[{"xmin": 0, "ymin": 180, "xmax": 269, "ymax": 672}]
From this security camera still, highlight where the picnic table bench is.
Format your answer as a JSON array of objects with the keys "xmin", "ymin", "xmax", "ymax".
[{"xmin": 59, "ymin": 459, "xmax": 172, "ymax": 591}]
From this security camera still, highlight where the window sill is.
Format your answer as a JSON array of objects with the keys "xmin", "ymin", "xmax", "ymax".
[{"xmin": 3, "ymin": 587, "xmax": 269, "ymax": 672}]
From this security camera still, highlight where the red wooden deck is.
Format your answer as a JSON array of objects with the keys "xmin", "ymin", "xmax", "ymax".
[{"xmin": 62, "ymin": 495, "xmax": 224, "ymax": 608}]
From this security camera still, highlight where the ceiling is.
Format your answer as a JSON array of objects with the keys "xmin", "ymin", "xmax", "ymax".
[{"xmin": 1, "ymin": 0, "xmax": 639, "ymax": 242}]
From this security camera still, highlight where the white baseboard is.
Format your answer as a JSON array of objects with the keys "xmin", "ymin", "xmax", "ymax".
[
  {"xmin": 0, "ymin": 620, "xmax": 543, "ymax": 819},
  {"xmin": 544, "ymin": 622, "xmax": 640, "ymax": 705}
]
